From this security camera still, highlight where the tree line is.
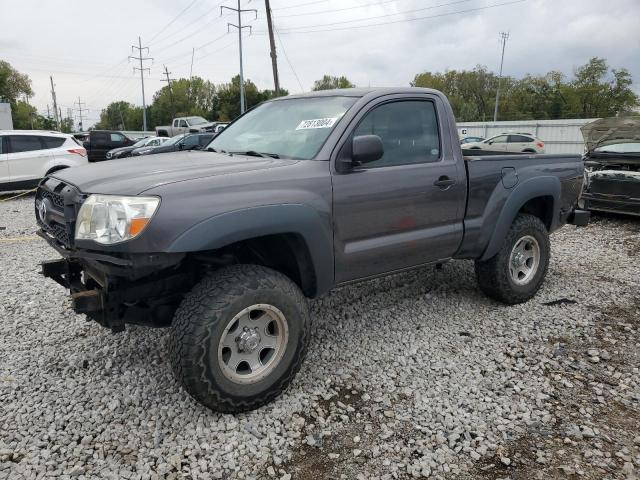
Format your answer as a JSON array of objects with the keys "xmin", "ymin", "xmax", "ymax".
[{"xmin": 1, "ymin": 57, "xmax": 637, "ymax": 132}]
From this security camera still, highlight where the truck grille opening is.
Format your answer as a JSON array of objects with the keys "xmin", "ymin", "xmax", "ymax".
[{"xmin": 35, "ymin": 179, "xmax": 81, "ymax": 249}]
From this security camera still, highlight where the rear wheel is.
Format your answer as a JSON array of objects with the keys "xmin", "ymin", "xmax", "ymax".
[
  {"xmin": 475, "ymin": 214, "xmax": 550, "ymax": 304},
  {"xmin": 170, "ymin": 264, "xmax": 310, "ymax": 412}
]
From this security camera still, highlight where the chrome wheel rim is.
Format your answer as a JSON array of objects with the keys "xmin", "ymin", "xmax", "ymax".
[
  {"xmin": 217, "ymin": 304, "xmax": 289, "ymax": 384},
  {"xmin": 509, "ymin": 235, "xmax": 540, "ymax": 286}
]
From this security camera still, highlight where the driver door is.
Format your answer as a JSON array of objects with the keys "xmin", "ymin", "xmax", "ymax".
[
  {"xmin": 332, "ymin": 96, "xmax": 467, "ymax": 283},
  {"xmin": 485, "ymin": 135, "xmax": 508, "ymax": 152}
]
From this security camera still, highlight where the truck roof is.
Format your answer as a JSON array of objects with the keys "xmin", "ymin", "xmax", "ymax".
[{"xmin": 277, "ymin": 87, "xmax": 445, "ymax": 101}]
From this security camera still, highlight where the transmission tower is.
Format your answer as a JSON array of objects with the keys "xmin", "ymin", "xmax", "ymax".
[
  {"xmin": 129, "ymin": 37, "xmax": 153, "ymax": 131},
  {"xmin": 74, "ymin": 97, "xmax": 86, "ymax": 131},
  {"xmin": 493, "ymin": 32, "xmax": 509, "ymax": 122},
  {"xmin": 161, "ymin": 65, "xmax": 176, "ymax": 117},
  {"xmin": 222, "ymin": 1, "xmax": 257, "ymax": 114}
]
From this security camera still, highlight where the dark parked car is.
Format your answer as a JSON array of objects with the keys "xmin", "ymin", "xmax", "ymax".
[
  {"xmin": 106, "ymin": 137, "xmax": 168, "ymax": 160},
  {"xmin": 83, "ymin": 130, "xmax": 135, "ymax": 162},
  {"xmin": 36, "ymin": 87, "xmax": 588, "ymax": 413},
  {"xmin": 131, "ymin": 133, "xmax": 214, "ymax": 156},
  {"xmin": 580, "ymin": 117, "xmax": 640, "ymax": 216}
]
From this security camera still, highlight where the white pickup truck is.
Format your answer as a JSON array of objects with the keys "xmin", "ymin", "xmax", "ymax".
[{"xmin": 155, "ymin": 116, "xmax": 227, "ymax": 137}]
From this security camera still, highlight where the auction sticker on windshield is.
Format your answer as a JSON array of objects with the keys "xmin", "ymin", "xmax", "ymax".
[{"xmin": 296, "ymin": 117, "xmax": 338, "ymax": 130}]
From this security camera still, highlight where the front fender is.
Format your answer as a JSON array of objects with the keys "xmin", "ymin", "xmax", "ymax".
[
  {"xmin": 167, "ymin": 204, "xmax": 334, "ymax": 295},
  {"xmin": 480, "ymin": 176, "xmax": 560, "ymax": 261}
]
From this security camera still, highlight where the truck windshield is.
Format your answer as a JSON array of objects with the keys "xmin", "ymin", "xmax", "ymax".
[
  {"xmin": 187, "ymin": 117, "xmax": 208, "ymax": 125},
  {"xmin": 208, "ymin": 96, "xmax": 358, "ymax": 160}
]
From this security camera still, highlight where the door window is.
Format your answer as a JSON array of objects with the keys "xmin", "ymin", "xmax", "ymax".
[
  {"xmin": 8, "ymin": 135, "xmax": 44, "ymax": 153},
  {"xmin": 93, "ymin": 132, "xmax": 109, "ymax": 146},
  {"xmin": 173, "ymin": 119, "xmax": 179, "ymax": 127},
  {"xmin": 488, "ymin": 135, "xmax": 508, "ymax": 144},
  {"xmin": 179, "ymin": 120, "xmax": 188, "ymax": 128},
  {"xmin": 352, "ymin": 100, "xmax": 440, "ymax": 168},
  {"xmin": 0, "ymin": 136, "xmax": 4, "ymax": 154},
  {"xmin": 183, "ymin": 135, "xmax": 199, "ymax": 148},
  {"xmin": 110, "ymin": 133, "xmax": 125, "ymax": 143}
]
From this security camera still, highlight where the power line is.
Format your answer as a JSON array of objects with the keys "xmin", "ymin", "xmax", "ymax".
[
  {"xmin": 276, "ymin": 0, "xmax": 437, "ymax": 18},
  {"xmin": 273, "ymin": 0, "xmax": 329, "ymax": 10},
  {"xmin": 262, "ymin": 0, "xmax": 527, "ymax": 34},
  {"xmin": 129, "ymin": 36, "xmax": 153, "ymax": 131},
  {"xmin": 222, "ymin": 0, "xmax": 257, "ymax": 114},
  {"xmin": 274, "ymin": 24, "xmax": 304, "ymax": 92},
  {"xmin": 147, "ymin": 0, "xmax": 201, "ymax": 45},
  {"xmin": 272, "ymin": 0, "xmax": 479, "ymax": 31}
]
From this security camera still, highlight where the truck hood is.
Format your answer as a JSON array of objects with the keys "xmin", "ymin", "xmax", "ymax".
[
  {"xmin": 581, "ymin": 117, "xmax": 640, "ymax": 152},
  {"xmin": 53, "ymin": 151, "xmax": 299, "ymax": 195}
]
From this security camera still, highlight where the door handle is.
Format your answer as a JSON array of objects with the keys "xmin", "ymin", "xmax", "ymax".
[{"xmin": 433, "ymin": 176, "xmax": 456, "ymax": 188}]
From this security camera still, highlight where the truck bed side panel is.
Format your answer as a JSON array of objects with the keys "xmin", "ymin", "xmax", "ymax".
[{"xmin": 455, "ymin": 154, "xmax": 583, "ymax": 260}]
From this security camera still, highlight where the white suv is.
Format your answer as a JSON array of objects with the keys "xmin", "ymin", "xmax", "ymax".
[
  {"xmin": 0, "ymin": 131, "xmax": 88, "ymax": 191},
  {"xmin": 463, "ymin": 133, "xmax": 546, "ymax": 153}
]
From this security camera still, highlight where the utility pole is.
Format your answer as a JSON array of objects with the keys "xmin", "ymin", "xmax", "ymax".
[
  {"xmin": 129, "ymin": 36, "xmax": 153, "ymax": 131},
  {"xmin": 265, "ymin": 0, "xmax": 280, "ymax": 95},
  {"xmin": 74, "ymin": 97, "xmax": 86, "ymax": 132},
  {"xmin": 161, "ymin": 65, "xmax": 175, "ymax": 117},
  {"xmin": 222, "ymin": 1, "xmax": 257, "ymax": 114},
  {"xmin": 493, "ymin": 32, "xmax": 509, "ymax": 122},
  {"xmin": 50, "ymin": 76, "xmax": 60, "ymax": 131}
]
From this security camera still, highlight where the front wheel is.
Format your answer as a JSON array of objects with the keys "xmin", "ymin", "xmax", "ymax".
[
  {"xmin": 475, "ymin": 214, "xmax": 550, "ymax": 304},
  {"xmin": 169, "ymin": 264, "xmax": 310, "ymax": 413}
]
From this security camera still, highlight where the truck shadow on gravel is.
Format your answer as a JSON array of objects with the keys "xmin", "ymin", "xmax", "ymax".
[{"xmin": 459, "ymin": 296, "xmax": 640, "ymax": 480}]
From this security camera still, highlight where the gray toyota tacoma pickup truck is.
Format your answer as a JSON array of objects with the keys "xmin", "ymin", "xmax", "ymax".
[{"xmin": 36, "ymin": 88, "xmax": 589, "ymax": 412}]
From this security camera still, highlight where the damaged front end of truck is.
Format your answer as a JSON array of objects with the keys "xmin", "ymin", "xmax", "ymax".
[{"xmin": 580, "ymin": 117, "xmax": 640, "ymax": 217}]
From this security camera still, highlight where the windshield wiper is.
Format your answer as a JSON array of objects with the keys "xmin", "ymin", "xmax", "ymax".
[{"xmin": 231, "ymin": 150, "xmax": 280, "ymax": 159}]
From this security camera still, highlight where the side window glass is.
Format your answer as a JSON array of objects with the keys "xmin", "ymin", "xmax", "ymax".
[
  {"xmin": 110, "ymin": 133, "xmax": 124, "ymax": 143},
  {"xmin": 9, "ymin": 135, "xmax": 44, "ymax": 153},
  {"xmin": 179, "ymin": 120, "xmax": 188, "ymax": 128},
  {"xmin": 352, "ymin": 100, "xmax": 440, "ymax": 168},
  {"xmin": 42, "ymin": 137, "xmax": 65, "ymax": 149},
  {"xmin": 173, "ymin": 120, "xmax": 178, "ymax": 127},
  {"xmin": 184, "ymin": 136, "xmax": 198, "ymax": 147},
  {"xmin": 490, "ymin": 135, "xmax": 508, "ymax": 143}
]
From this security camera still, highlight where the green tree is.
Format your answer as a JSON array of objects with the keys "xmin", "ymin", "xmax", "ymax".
[
  {"xmin": 411, "ymin": 58, "xmax": 639, "ymax": 121},
  {"xmin": 216, "ymin": 75, "xmax": 277, "ymax": 121},
  {"xmin": 95, "ymin": 101, "xmax": 144, "ymax": 130},
  {"xmin": 10, "ymin": 100, "xmax": 38, "ymax": 129},
  {"xmin": 0, "ymin": 60, "xmax": 33, "ymax": 103},
  {"xmin": 312, "ymin": 75, "xmax": 355, "ymax": 91},
  {"xmin": 150, "ymin": 76, "xmax": 218, "ymax": 127}
]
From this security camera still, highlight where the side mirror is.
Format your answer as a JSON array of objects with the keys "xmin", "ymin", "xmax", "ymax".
[
  {"xmin": 352, "ymin": 135, "xmax": 384, "ymax": 165},
  {"xmin": 488, "ymin": 141, "xmax": 494, "ymax": 145}
]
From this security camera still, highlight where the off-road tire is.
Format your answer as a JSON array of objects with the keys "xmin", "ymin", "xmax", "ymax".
[
  {"xmin": 475, "ymin": 213, "xmax": 550, "ymax": 304},
  {"xmin": 169, "ymin": 264, "xmax": 310, "ymax": 413}
]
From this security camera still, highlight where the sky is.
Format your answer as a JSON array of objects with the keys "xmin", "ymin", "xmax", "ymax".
[{"xmin": 1, "ymin": 0, "xmax": 639, "ymax": 128}]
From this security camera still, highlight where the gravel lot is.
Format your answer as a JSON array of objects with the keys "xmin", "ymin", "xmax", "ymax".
[{"xmin": 1, "ymin": 194, "xmax": 639, "ymax": 480}]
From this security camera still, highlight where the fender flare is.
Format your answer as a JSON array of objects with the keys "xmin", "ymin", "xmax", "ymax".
[
  {"xmin": 167, "ymin": 204, "xmax": 334, "ymax": 296},
  {"xmin": 480, "ymin": 176, "xmax": 560, "ymax": 261}
]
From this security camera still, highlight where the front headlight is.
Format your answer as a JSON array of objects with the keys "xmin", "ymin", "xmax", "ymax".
[{"xmin": 75, "ymin": 195, "xmax": 160, "ymax": 244}]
